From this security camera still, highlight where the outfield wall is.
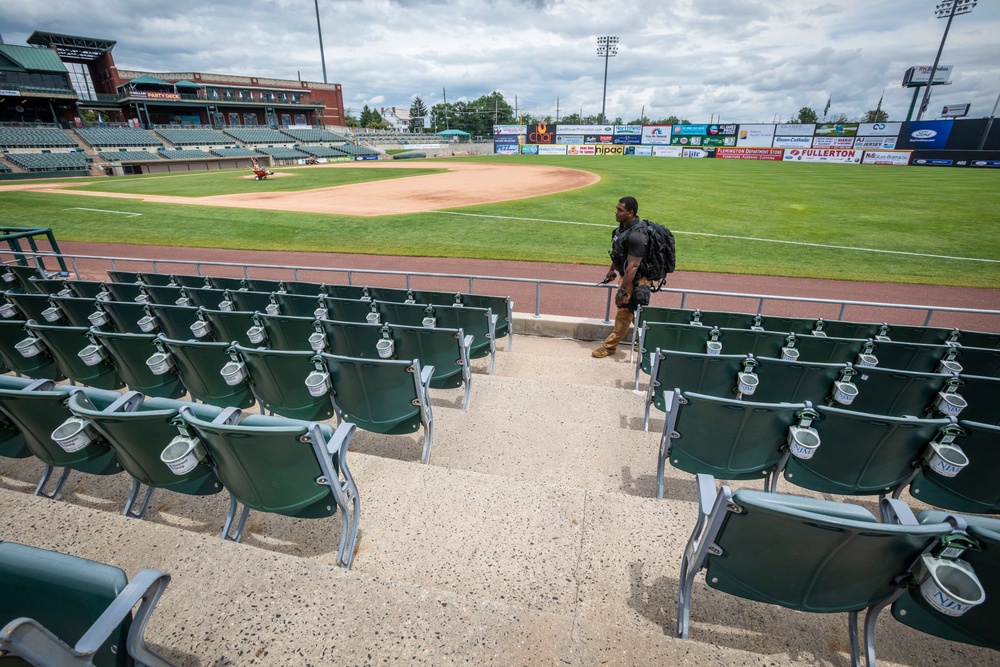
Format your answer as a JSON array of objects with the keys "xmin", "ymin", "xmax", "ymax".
[{"xmin": 495, "ymin": 119, "xmax": 1000, "ymax": 168}]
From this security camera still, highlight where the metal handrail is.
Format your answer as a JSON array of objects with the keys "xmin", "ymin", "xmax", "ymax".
[{"xmin": 4, "ymin": 249, "xmax": 999, "ymax": 329}]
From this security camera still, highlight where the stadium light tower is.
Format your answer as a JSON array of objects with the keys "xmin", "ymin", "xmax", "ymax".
[
  {"xmin": 917, "ymin": 0, "xmax": 977, "ymax": 120},
  {"xmin": 597, "ymin": 36, "xmax": 618, "ymax": 124},
  {"xmin": 315, "ymin": 0, "xmax": 328, "ymax": 84}
]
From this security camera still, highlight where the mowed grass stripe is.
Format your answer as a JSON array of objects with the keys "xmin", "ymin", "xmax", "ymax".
[{"xmin": 0, "ymin": 155, "xmax": 997, "ymax": 288}]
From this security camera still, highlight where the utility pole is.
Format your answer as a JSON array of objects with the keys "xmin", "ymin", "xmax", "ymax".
[
  {"xmin": 443, "ymin": 87, "xmax": 449, "ymax": 130},
  {"xmin": 314, "ymin": 0, "xmax": 328, "ymax": 84},
  {"xmin": 597, "ymin": 36, "xmax": 619, "ymax": 124},
  {"xmin": 556, "ymin": 98, "xmax": 560, "ymax": 123}
]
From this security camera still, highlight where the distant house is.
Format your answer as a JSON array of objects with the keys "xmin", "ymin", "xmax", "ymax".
[{"xmin": 380, "ymin": 106, "xmax": 411, "ymax": 132}]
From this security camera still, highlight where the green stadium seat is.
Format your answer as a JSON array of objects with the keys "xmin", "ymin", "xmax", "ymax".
[
  {"xmin": 0, "ymin": 319, "xmax": 64, "ymax": 381},
  {"xmin": 150, "ymin": 336, "xmax": 255, "ymax": 409},
  {"xmin": 902, "ymin": 420, "xmax": 1000, "ymax": 514},
  {"xmin": 230, "ymin": 345, "xmax": 335, "ymax": 422},
  {"xmin": 23, "ymin": 321, "xmax": 124, "ymax": 391},
  {"xmin": 87, "ymin": 329, "xmax": 185, "ymax": 399}
]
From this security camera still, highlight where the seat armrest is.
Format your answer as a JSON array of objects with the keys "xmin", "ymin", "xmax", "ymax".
[
  {"xmin": 696, "ymin": 474, "xmax": 718, "ymax": 516},
  {"xmin": 881, "ymin": 498, "xmax": 918, "ymax": 525},
  {"xmin": 463, "ymin": 334, "xmax": 474, "ymax": 350},
  {"xmin": 420, "ymin": 364, "xmax": 434, "ymax": 386}
]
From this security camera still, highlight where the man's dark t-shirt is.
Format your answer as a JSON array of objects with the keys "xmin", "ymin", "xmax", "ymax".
[{"xmin": 610, "ymin": 222, "xmax": 649, "ymax": 274}]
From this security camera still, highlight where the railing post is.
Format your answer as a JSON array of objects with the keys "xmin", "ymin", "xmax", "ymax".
[
  {"xmin": 603, "ymin": 288, "xmax": 613, "ymax": 324},
  {"xmin": 533, "ymin": 282, "xmax": 542, "ymax": 318}
]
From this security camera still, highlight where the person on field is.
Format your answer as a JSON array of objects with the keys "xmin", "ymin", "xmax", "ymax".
[{"xmin": 593, "ymin": 196, "xmax": 654, "ymax": 358}]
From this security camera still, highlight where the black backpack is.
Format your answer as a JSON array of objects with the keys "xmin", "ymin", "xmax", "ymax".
[{"xmin": 638, "ymin": 219, "xmax": 676, "ymax": 291}]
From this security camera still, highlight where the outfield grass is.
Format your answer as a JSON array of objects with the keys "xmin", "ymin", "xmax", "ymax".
[{"xmin": 0, "ymin": 156, "xmax": 997, "ymax": 288}]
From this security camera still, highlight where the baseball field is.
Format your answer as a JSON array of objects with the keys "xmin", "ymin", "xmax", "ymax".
[{"xmin": 0, "ymin": 155, "xmax": 997, "ymax": 289}]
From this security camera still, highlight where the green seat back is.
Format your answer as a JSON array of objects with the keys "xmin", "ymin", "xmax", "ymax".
[
  {"xmin": 690, "ymin": 310, "xmax": 757, "ymax": 330},
  {"xmin": 319, "ymin": 353, "xmax": 423, "ymax": 435},
  {"xmin": 257, "ymin": 313, "xmax": 316, "ymax": 351},
  {"xmin": 908, "ymin": 420, "xmax": 1000, "ymax": 514},
  {"xmin": 324, "ymin": 296, "xmax": 379, "ymax": 323},
  {"xmin": 754, "ymin": 314, "xmax": 821, "ymax": 335},
  {"xmin": 273, "ymin": 292, "xmax": 323, "ymax": 317},
  {"xmin": 789, "ymin": 334, "xmax": 866, "ymax": 364},
  {"xmin": 459, "ymin": 294, "xmax": 511, "ymax": 340},
  {"xmin": 97, "ymin": 300, "xmax": 148, "ymax": 334},
  {"xmin": 869, "ymin": 339, "xmax": 949, "ymax": 373},
  {"xmin": 28, "ymin": 277, "xmax": 69, "ymax": 295},
  {"xmin": 67, "ymin": 392, "xmax": 223, "ymax": 496},
  {"xmin": 180, "ymin": 411, "xmax": 339, "ymax": 518},
  {"xmin": 104, "ymin": 281, "xmax": 145, "ymax": 303},
  {"xmin": 707, "ymin": 490, "xmax": 952, "ymax": 612},
  {"xmin": 849, "ymin": 366, "xmax": 944, "ymax": 417},
  {"xmin": 0, "ymin": 319, "xmax": 63, "ymax": 380},
  {"xmin": 24, "ymin": 322, "xmax": 124, "ymax": 391},
  {"xmin": 206, "ymin": 276, "xmax": 245, "ymax": 291},
  {"xmin": 956, "ymin": 330, "xmax": 1000, "ymax": 350},
  {"xmin": 318, "ymin": 319, "xmax": 385, "ymax": 358},
  {"xmin": 107, "ymin": 270, "xmax": 141, "ymax": 284},
  {"xmin": 636, "ymin": 306, "xmax": 699, "ymax": 328},
  {"xmin": 374, "ymin": 300, "xmax": 428, "ymax": 327},
  {"xmin": 89, "ymin": 330, "xmax": 184, "ymax": 399},
  {"xmin": 882, "ymin": 323, "xmax": 957, "ymax": 345},
  {"xmin": 641, "ymin": 323, "xmax": 712, "ymax": 375},
  {"xmin": 669, "ymin": 392, "xmax": 801, "ymax": 480},
  {"xmin": 65, "ymin": 280, "xmax": 109, "ymax": 299},
  {"xmin": 0, "ymin": 381, "xmax": 123, "ymax": 474},
  {"xmin": 812, "ymin": 319, "xmax": 882, "ymax": 339},
  {"xmin": 49, "ymin": 295, "xmax": 102, "ymax": 328},
  {"xmin": 954, "ymin": 346, "xmax": 1000, "ymax": 378},
  {"xmin": 235, "ymin": 345, "xmax": 335, "ymax": 422},
  {"xmin": 366, "ymin": 286, "xmax": 411, "ymax": 303},
  {"xmin": 281, "ymin": 280, "xmax": 324, "ymax": 296},
  {"xmin": 0, "ymin": 542, "xmax": 132, "ymax": 667},
  {"xmin": 0, "ymin": 377, "xmax": 32, "ymax": 459},
  {"xmin": 953, "ymin": 375, "xmax": 1000, "ymax": 426},
  {"xmin": 145, "ymin": 303, "xmax": 204, "ymax": 341},
  {"xmin": 713, "ymin": 328, "xmax": 786, "ymax": 358},
  {"xmin": 391, "ymin": 324, "xmax": 466, "ymax": 389},
  {"xmin": 783, "ymin": 406, "xmax": 949, "ymax": 496},
  {"xmin": 201, "ymin": 309, "xmax": 257, "ymax": 346},
  {"xmin": 410, "ymin": 289, "xmax": 462, "ymax": 307},
  {"xmin": 157, "ymin": 337, "xmax": 255, "ymax": 409},
  {"xmin": 169, "ymin": 274, "xmax": 209, "ymax": 289},
  {"xmin": 650, "ymin": 351, "xmax": 743, "ymax": 412},
  {"xmin": 432, "ymin": 304, "xmax": 493, "ymax": 360},
  {"xmin": 226, "ymin": 289, "xmax": 272, "ymax": 314},
  {"xmin": 181, "ymin": 286, "xmax": 226, "ymax": 310},
  {"xmin": 322, "ymin": 283, "xmax": 366, "ymax": 299},
  {"xmin": 4, "ymin": 292, "xmax": 53, "ymax": 322},
  {"xmin": 245, "ymin": 278, "xmax": 283, "ymax": 293},
  {"xmin": 137, "ymin": 273, "xmax": 175, "ymax": 287},
  {"xmin": 892, "ymin": 515, "xmax": 1000, "ymax": 649},
  {"xmin": 751, "ymin": 357, "xmax": 845, "ymax": 404},
  {"xmin": 140, "ymin": 284, "xmax": 185, "ymax": 305},
  {"xmin": 3, "ymin": 265, "xmax": 45, "ymax": 293}
]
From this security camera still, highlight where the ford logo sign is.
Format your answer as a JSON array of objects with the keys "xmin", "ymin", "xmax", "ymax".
[{"xmin": 912, "ymin": 129, "xmax": 937, "ymax": 139}]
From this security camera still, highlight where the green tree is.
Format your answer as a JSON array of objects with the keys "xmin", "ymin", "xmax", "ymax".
[
  {"xmin": 795, "ymin": 107, "xmax": 818, "ymax": 124},
  {"xmin": 860, "ymin": 109, "xmax": 889, "ymax": 123},
  {"xmin": 409, "ymin": 96, "xmax": 428, "ymax": 132},
  {"xmin": 358, "ymin": 105, "xmax": 376, "ymax": 127},
  {"xmin": 652, "ymin": 116, "xmax": 689, "ymax": 124},
  {"xmin": 628, "ymin": 115, "xmax": 651, "ymax": 125}
]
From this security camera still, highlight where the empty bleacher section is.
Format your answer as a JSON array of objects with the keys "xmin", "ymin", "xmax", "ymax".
[
  {"xmin": 335, "ymin": 143, "xmax": 380, "ymax": 157},
  {"xmin": 280, "ymin": 128, "xmax": 351, "ymax": 143},
  {"xmin": 255, "ymin": 146, "xmax": 310, "ymax": 160},
  {"xmin": 4, "ymin": 152, "xmax": 91, "ymax": 171},
  {"xmin": 223, "ymin": 128, "xmax": 294, "ymax": 144},
  {"xmin": 0, "ymin": 163, "xmax": 11, "ymax": 173},
  {"xmin": 0, "ymin": 126, "xmax": 77, "ymax": 148},
  {"xmin": 159, "ymin": 149, "xmax": 215, "ymax": 160},
  {"xmin": 209, "ymin": 147, "xmax": 258, "ymax": 158},
  {"xmin": 300, "ymin": 145, "xmax": 351, "ymax": 158},
  {"xmin": 75, "ymin": 127, "xmax": 162, "ymax": 148},
  {"xmin": 97, "ymin": 150, "xmax": 161, "ymax": 162},
  {"xmin": 154, "ymin": 128, "xmax": 232, "ymax": 145}
]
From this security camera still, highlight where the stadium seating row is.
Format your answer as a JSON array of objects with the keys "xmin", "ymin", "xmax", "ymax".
[
  {"xmin": 76, "ymin": 127, "xmax": 163, "ymax": 148},
  {"xmin": 4, "ymin": 152, "xmax": 92, "ymax": 171},
  {"xmin": 0, "ymin": 126, "xmax": 77, "ymax": 148}
]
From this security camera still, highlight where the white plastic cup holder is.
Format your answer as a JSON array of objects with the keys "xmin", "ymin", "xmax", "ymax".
[
  {"xmin": 875, "ymin": 335, "xmax": 891, "ymax": 342},
  {"xmin": 137, "ymin": 315, "xmax": 158, "ymax": 333},
  {"xmin": 220, "ymin": 360, "xmax": 247, "ymax": 386},
  {"xmin": 811, "ymin": 329, "xmax": 827, "ymax": 337},
  {"xmin": 15, "ymin": 337, "xmax": 44, "ymax": 358},
  {"xmin": 56, "ymin": 288, "xmax": 72, "ymax": 298},
  {"xmin": 937, "ymin": 359, "xmax": 963, "ymax": 375},
  {"xmin": 134, "ymin": 293, "xmax": 148, "ymax": 304},
  {"xmin": 856, "ymin": 353, "xmax": 879, "ymax": 368},
  {"xmin": 832, "ymin": 380, "xmax": 859, "ymax": 405},
  {"xmin": 190, "ymin": 320, "xmax": 211, "ymax": 338},
  {"xmin": 917, "ymin": 555, "xmax": 985, "ymax": 617},
  {"xmin": 366, "ymin": 312, "xmax": 381, "ymax": 325},
  {"xmin": 265, "ymin": 303, "xmax": 280, "ymax": 315},
  {"xmin": 218, "ymin": 299, "xmax": 233, "ymax": 312},
  {"xmin": 376, "ymin": 338, "xmax": 394, "ymax": 358},
  {"xmin": 308, "ymin": 332, "xmax": 327, "ymax": 351},
  {"xmin": 781, "ymin": 346, "xmax": 800, "ymax": 362},
  {"xmin": 1, "ymin": 271, "xmax": 15, "ymax": 283},
  {"xmin": 314, "ymin": 307, "xmax": 329, "ymax": 319},
  {"xmin": 305, "ymin": 370, "xmax": 331, "ymax": 397},
  {"xmin": 96, "ymin": 290, "xmax": 110, "ymax": 301},
  {"xmin": 160, "ymin": 435, "xmax": 207, "ymax": 476},
  {"xmin": 88, "ymin": 310, "xmax": 109, "ymax": 327},
  {"xmin": 146, "ymin": 351, "xmax": 174, "ymax": 375},
  {"xmin": 787, "ymin": 425, "xmax": 822, "ymax": 460},
  {"xmin": 0, "ymin": 303, "xmax": 15, "ymax": 318},
  {"xmin": 934, "ymin": 391, "xmax": 967, "ymax": 416},
  {"xmin": 247, "ymin": 326, "xmax": 266, "ymax": 344},
  {"xmin": 51, "ymin": 417, "xmax": 96, "ymax": 453},
  {"xmin": 77, "ymin": 343, "xmax": 107, "ymax": 367},
  {"xmin": 737, "ymin": 372, "xmax": 759, "ymax": 396},
  {"xmin": 706, "ymin": 340, "xmax": 722, "ymax": 355},
  {"xmin": 41, "ymin": 306, "xmax": 62, "ymax": 322},
  {"xmin": 422, "ymin": 316, "xmax": 437, "ymax": 329},
  {"xmin": 926, "ymin": 441, "xmax": 969, "ymax": 478},
  {"xmin": 174, "ymin": 297, "xmax": 191, "ymax": 306}
]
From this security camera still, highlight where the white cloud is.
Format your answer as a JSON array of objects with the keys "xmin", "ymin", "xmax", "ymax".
[{"xmin": 1, "ymin": 0, "xmax": 998, "ymax": 122}]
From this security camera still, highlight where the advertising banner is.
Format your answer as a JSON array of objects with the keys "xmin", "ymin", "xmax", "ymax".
[
  {"xmin": 903, "ymin": 65, "xmax": 953, "ymax": 86},
  {"xmin": 716, "ymin": 147, "xmax": 784, "ymax": 161},
  {"xmin": 652, "ymin": 145, "xmax": 683, "ymax": 157},
  {"xmin": 493, "ymin": 135, "xmax": 519, "ymax": 144},
  {"xmin": 641, "ymin": 125, "xmax": 673, "ymax": 144},
  {"xmin": 707, "ymin": 124, "xmax": 738, "ymax": 136},
  {"xmin": 595, "ymin": 145, "xmax": 626, "ymax": 156},
  {"xmin": 862, "ymin": 150, "xmax": 912, "ymax": 166},
  {"xmin": 854, "ymin": 136, "xmax": 898, "ymax": 150},
  {"xmin": 556, "ymin": 134, "xmax": 584, "ymax": 144},
  {"xmin": 671, "ymin": 135, "xmax": 703, "ymax": 146},
  {"xmin": 131, "ymin": 91, "xmax": 181, "ymax": 100},
  {"xmin": 493, "ymin": 124, "xmax": 525, "ymax": 135},
  {"xmin": 910, "ymin": 150, "xmax": 1000, "ymax": 167},
  {"xmin": 682, "ymin": 148, "xmax": 710, "ymax": 158},
  {"xmin": 672, "ymin": 124, "xmax": 709, "ymax": 136},
  {"xmin": 526, "ymin": 122, "xmax": 555, "ymax": 145},
  {"xmin": 702, "ymin": 136, "xmax": 736, "ymax": 147},
  {"xmin": 897, "ymin": 121, "xmax": 953, "ymax": 150},
  {"xmin": 538, "ymin": 145, "xmax": 567, "ymax": 155},
  {"xmin": 775, "ymin": 123, "xmax": 815, "ymax": 136},
  {"xmin": 558, "ymin": 124, "xmax": 614, "ymax": 134},
  {"xmin": 494, "ymin": 144, "xmax": 519, "ymax": 154},
  {"xmin": 520, "ymin": 144, "xmax": 539, "ymax": 154},
  {"xmin": 567, "ymin": 144, "xmax": 596, "ymax": 155},
  {"xmin": 613, "ymin": 135, "xmax": 642, "ymax": 144},
  {"xmin": 584, "ymin": 134, "xmax": 614, "ymax": 144},
  {"xmin": 614, "ymin": 125, "xmax": 643, "ymax": 135},
  {"xmin": 783, "ymin": 148, "xmax": 861, "ymax": 163},
  {"xmin": 773, "ymin": 136, "xmax": 813, "ymax": 149},
  {"xmin": 815, "ymin": 123, "xmax": 858, "ymax": 137},
  {"xmin": 856, "ymin": 122, "xmax": 902, "ymax": 137},
  {"xmin": 736, "ymin": 124, "xmax": 776, "ymax": 147},
  {"xmin": 812, "ymin": 136, "xmax": 856, "ymax": 149},
  {"xmin": 355, "ymin": 155, "xmax": 378, "ymax": 161},
  {"xmin": 633, "ymin": 146, "xmax": 653, "ymax": 156}
]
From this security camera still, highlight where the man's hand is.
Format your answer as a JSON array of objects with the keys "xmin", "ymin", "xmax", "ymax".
[{"xmin": 602, "ymin": 268, "xmax": 617, "ymax": 284}]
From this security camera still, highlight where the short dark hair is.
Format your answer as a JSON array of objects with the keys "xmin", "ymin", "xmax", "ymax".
[{"xmin": 619, "ymin": 196, "xmax": 638, "ymax": 216}]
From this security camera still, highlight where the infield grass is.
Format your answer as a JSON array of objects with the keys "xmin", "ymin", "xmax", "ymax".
[{"xmin": 0, "ymin": 155, "xmax": 997, "ymax": 288}]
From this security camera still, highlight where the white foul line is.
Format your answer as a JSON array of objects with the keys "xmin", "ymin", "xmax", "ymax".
[
  {"xmin": 432, "ymin": 210, "xmax": 999, "ymax": 264},
  {"xmin": 65, "ymin": 208, "xmax": 142, "ymax": 217}
]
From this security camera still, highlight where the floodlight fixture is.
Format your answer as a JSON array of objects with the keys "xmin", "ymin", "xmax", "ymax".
[
  {"xmin": 597, "ymin": 36, "xmax": 619, "ymax": 124},
  {"xmin": 917, "ymin": 0, "xmax": 976, "ymax": 120}
]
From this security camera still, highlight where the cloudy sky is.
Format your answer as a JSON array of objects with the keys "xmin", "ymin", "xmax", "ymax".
[{"xmin": 3, "ymin": 0, "xmax": 999, "ymax": 124}]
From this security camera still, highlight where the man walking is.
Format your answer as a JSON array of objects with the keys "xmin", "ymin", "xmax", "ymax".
[{"xmin": 593, "ymin": 196, "xmax": 653, "ymax": 358}]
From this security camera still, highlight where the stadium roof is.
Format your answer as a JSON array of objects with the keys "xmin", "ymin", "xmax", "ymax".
[
  {"xmin": 26, "ymin": 31, "xmax": 115, "ymax": 62},
  {"xmin": 0, "ymin": 43, "xmax": 69, "ymax": 74},
  {"xmin": 127, "ymin": 74, "xmax": 172, "ymax": 86},
  {"xmin": 174, "ymin": 79, "xmax": 204, "ymax": 89}
]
